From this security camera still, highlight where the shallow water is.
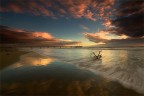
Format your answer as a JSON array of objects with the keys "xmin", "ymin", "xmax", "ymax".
[{"xmin": 0, "ymin": 48, "xmax": 144, "ymax": 96}]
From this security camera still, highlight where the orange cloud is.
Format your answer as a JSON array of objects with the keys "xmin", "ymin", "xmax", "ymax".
[
  {"xmin": 84, "ymin": 10, "xmax": 96, "ymax": 21},
  {"xmin": 85, "ymin": 30, "xmax": 128, "ymax": 41},
  {"xmin": 68, "ymin": 2, "xmax": 88, "ymax": 18},
  {"xmin": 33, "ymin": 32, "xmax": 54, "ymax": 40},
  {"xmin": 0, "ymin": 0, "xmax": 115, "ymax": 22},
  {"xmin": 83, "ymin": 30, "xmax": 144, "ymax": 46},
  {"xmin": 0, "ymin": 25, "xmax": 81, "ymax": 46},
  {"xmin": 84, "ymin": 30, "xmax": 130, "ymax": 45},
  {"xmin": 28, "ymin": 1, "xmax": 54, "ymax": 16}
]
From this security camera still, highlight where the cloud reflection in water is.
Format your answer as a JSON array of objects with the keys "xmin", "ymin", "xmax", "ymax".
[{"xmin": 12, "ymin": 52, "xmax": 54, "ymax": 67}]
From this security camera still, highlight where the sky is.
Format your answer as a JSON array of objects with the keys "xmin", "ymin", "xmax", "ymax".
[{"xmin": 0, "ymin": 0, "xmax": 144, "ymax": 47}]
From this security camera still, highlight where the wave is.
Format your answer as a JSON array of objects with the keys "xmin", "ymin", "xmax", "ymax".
[
  {"xmin": 24, "ymin": 48, "xmax": 144, "ymax": 94},
  {"xmin": 65, "ymin": 58, "xmax": 144, "ymax": 95}
]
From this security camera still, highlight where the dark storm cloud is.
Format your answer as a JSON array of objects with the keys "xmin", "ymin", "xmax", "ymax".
[
  {"xmin": 0, "ymin": 25, "xmax": 35, "ymax": 43},
  {"xmin": 0, "ymin": 25, "xmax": 81, "ymax": 46},
  {"xmin": 112, "ymin": 0, "xmax": 144, "ymax": 37},
  {"xmin": 106, "ymin": 38, "xmax": 144, "ymax": 46},
  {"xmin": 84, "ymin": 0, "xmax": 144, "ymax": 46}
]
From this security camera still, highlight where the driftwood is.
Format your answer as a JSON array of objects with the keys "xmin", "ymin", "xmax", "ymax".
[{"xmin": 91, "ymin": 51, "xmax": 102, "ymax": 60}]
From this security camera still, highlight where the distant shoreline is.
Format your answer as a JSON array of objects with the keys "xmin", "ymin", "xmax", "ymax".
[{"xmin": 0, "ymin": 46, "xmax": 144, "ymax": 50}]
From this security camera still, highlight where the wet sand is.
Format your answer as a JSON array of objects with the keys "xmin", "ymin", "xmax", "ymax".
[
  {"xmin": 1, "ymin": 78, "xmax": 143, "ymax": 96},
  {"xmin": 0, "ymin": 48, "xmax": 27, "ymax": 69},
  {"xmin": 0, "ymin": 48, "xmax": 144, "ymax": 96}
]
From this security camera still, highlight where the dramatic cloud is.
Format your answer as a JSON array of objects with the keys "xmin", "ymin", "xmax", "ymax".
[
  {"xmin": 33, "ymin": 32, "xmax": 54, "ymax": 40},
  {"xmin": 0, "ymin": 0, "xmax": 115, "ymax": 21},
  {"xmin": 0, "ymin": 25, "xmax": 81, "ymax": 46},
  {"xmin": 111, "ymin": 0, "xmax": 144, "ymax": 37},
  {"xmin": 84, "ymin": 31, "xmax": 144, "ymax": 46},
  {"xmin": 0, "ymin": 0, "xmax": 54, "ymax": 17},
  {"xmin": 84, "ymin": 0, "xmax": 144, "ymax": 46},
  {"xmin": 1, "ymin": 0, "xmax": 143, "ymax": 46},
  {"xmin": 84, "ymin": 31, "xmax": 128, "ymax": 42}
]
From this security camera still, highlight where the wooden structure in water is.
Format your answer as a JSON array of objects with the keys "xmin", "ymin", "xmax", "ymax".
[{"xmin": 91, "ymin": 51, "xmax": 102, "ymax": 60}]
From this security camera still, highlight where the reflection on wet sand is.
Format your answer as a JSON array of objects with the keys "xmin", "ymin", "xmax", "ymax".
[
  {"xmin": 1, "ymin": 49, "xmax": 144, "ymax": 96},
  {"xmin": 1, "ymin": 70, "xmax": 143, "ymax": 96},
  {"xmin": 68, "ymin": 50, "xmax": 144, "ymax": 94},
  {"xmin": 12, "ymin": 52, "xmax": 54, "ymax": 67}
]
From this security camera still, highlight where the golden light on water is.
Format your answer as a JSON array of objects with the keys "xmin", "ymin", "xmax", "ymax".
[
  {"xmin": 23, "ymin": 57, "xmax": 53, "ymax": 66},
  {"xmin": 101, "ymin": 50, "xmax": 128, "ymax": 67},
  {"xmin": 12, "ymin": 53, "xmax": 54, "ymax": 67}
]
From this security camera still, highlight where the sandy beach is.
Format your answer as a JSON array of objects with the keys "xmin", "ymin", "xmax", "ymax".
[{"xmin": 0, "ymin": 48, "xmax": 28, "ymax": 69}]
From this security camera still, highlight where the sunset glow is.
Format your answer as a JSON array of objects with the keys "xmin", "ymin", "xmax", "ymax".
[{"xmin": 0, "ymin": 0, "xmax": 143, "ymax": 47}]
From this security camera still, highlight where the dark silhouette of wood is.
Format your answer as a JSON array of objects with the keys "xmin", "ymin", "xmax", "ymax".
[{"xmin": 92, "ymin": 51, "xmax": 102, "ymax": 60}]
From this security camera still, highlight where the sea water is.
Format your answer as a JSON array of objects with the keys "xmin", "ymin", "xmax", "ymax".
[{"xmin": 0, "ymin": 47, "xmax": 144, "ymax": 95}]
